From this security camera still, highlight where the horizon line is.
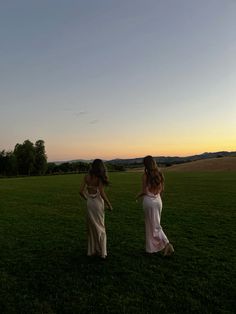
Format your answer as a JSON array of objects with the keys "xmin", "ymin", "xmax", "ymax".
[{"xmin": 48, "ymin": 150, "xmax": 236, "ymax": 163}]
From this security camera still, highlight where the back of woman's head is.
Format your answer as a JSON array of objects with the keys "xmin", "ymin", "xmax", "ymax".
[
  {"xmin": 89, "ymin": 159, "xmax": 109, "ymax": 185},
  {"xmin": 143, "ymin": 155, "xmax": 158, "ymax": 172},
  {"xmin": 143, "ymin": 155, "xmax": 163, "ymax": 187}
]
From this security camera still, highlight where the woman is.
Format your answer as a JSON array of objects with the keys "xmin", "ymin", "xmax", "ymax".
[
  {"xmin": 136, "ymin": 155, "xmax": 174, "ymax": 256},
  {"xmin": 80, "ymin": 159, "xmax": 113, "ymax": 259}
]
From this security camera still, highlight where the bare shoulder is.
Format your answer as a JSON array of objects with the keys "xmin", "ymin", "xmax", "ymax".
[{"xmin": 142, "ymin": 172, "xmax": 147, "ymax": 184}]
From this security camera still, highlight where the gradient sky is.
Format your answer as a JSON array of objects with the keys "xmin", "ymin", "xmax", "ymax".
[{"xmin": 0, "ymin": 0, "xmax": 235, "ymax": 161}]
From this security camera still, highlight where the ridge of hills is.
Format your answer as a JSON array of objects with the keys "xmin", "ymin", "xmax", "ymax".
[
  {"xmin": 108, "ymin": 151, "xmax": 236, "ymax": 166},
  {"xmin": 53, "ymin": 151, "xmax": 236, "ymax": 166}
]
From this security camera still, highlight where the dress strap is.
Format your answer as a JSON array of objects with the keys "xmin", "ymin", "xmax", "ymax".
[
  {"xmin": 146, "ymin": 187, "xmax": 160, "ymax": 198},
  {"xmin": 86, "ymin": 185, "xmax": 99, "ymax": 198},
  {"xmin": 87, "ymin": 185, "xmax": 98, "ymax": 189}
]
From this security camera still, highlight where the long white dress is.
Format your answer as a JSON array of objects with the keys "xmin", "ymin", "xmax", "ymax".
[
  {"xmin": 86, "ymin": 187, "xmax": 107, "ymax": 258},
  {"xmin": 143, "ymin": 190, "xmax": 169, "ymax": 253}
]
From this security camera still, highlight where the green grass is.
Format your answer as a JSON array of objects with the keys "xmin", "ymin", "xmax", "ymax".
[{"xmin": 0, "ymin": 172, "xmax": 235, "ymax": 313}]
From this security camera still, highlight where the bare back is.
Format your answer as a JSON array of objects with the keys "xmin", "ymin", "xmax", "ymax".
[
  {"xmin": 143, "ymin": 173, "xmax": 163, "ymax": 195},
  {"xmin": 85, "ymin": 174, "xmax": 100, "ymax": 195}
]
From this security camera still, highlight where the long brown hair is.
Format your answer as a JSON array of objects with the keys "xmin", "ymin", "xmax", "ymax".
[
  {"xmin": 143, "ymin": 155, "xmax": 164, "ymax": 188},
  {"xmin": 89, "ymin": 159, "xmax": 109, "ymax": 185}
]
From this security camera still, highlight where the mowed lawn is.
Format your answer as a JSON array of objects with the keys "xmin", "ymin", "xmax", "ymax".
[{"xmin": 0, "ymin": 172, "xmax": 235, "ymax": 314}]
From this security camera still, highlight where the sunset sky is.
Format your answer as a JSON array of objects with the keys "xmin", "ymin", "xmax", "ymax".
[{"xmin": 0, "ymin": 0, "xmax": 235, "ymax": 161}]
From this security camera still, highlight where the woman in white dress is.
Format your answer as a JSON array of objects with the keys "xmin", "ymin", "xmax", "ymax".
[
  {"xmin": 136, "ymin": 155, "xmax": 174, "ymax": 256},
  {"xmin": 80, "ymin": 159, "xmax": 113, "ymax": 259}
]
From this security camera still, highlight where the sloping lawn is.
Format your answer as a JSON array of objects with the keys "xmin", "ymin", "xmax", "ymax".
[{"xmin": 0, "ymin": 172, "xmax": 235, "ymax": 313}]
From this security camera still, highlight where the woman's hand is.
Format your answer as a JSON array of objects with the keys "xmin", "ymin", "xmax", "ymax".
[
  {"xmin": 107, "ymin": 205, "xmax": 113, "ymax": 211},
  {"xmin": 136, "ymin": 192, "xmax": 145, "ymax": 200}
]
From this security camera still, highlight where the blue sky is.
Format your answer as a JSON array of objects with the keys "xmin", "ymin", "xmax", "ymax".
[{"xmin": 0, "ymin": 0, "xmax": 235, "ymax": 161}]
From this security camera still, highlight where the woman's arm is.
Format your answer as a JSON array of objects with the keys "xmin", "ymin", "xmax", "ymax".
[
  {"xmin": 160, "ymin": 173, "xmax": 164, "ymax": 196},
  {"xmin": 79, "ymin": 175, "xmax": 88, "ymax": 200},
  {"xmin": 136, "ymin": 173, "xmax": 147, "ymax": 200},
  {"xmin": 98, "ymin": 182, "xmax": 113, "ymax": 211}
]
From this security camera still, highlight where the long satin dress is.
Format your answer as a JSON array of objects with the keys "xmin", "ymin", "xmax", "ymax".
[
  {"xmin": 143, "ymin": 190, "xmax": 169, "ymax": 253},
  {"xmin": 86, "ymin": 187, "xmax": 107, "ymax": 258}
]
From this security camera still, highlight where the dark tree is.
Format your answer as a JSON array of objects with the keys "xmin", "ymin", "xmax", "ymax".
[
  {"xmin": 34, "ymin": 140, "xmax": 47, "ymax": 175},
  {"xmin": 46, "ymin": 162, "xmax": 57, "ymax": 174},
  {"xmin": 0, "ymin": 150, "xmax": 17, "ymax": 176},
  {"xmin": 5, "ymin": 151, "xmax": 17, "ymax": 175},
  {"xmin": 0, "ymin": 150, "xmax": 6, "ymax": 175},
  {"xmin": 14, "ymin": 140, "xmax": 35, "ymax": 175}
]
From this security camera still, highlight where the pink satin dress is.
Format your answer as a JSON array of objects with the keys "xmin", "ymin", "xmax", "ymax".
[
  {"xmin": 143, "ymin": 188, "xmax": 169, "ymax": 253},
  {"xmin": 86, "ymin": 186, "xmax": 107, "ymax": 258}
]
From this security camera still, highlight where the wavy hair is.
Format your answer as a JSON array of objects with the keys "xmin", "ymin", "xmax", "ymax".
[
  {"xmin": 89, "ymin": 159, "xmax": 109, "ymax": 186},
  {"xmin": 143, "ymin": 155, "xmax": 164, "ymax": 188}
]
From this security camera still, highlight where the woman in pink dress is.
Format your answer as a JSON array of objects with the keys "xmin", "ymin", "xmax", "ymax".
[
  {"xmin": 136, "ymin": 155, "xmax": 174, "ymax": 256},
  {"xmin": 80, "ymin": 159, "xmax": 113, "ymax": 259}
]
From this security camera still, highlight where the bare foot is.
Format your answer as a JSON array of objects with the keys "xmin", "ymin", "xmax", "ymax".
[
  {"xmin": 100, "ymin": 256, "xmax": 107, "ymax": 261},
  {"xmin": 163, "ymin": 243, "xmax": 174, "ymax": 256}
]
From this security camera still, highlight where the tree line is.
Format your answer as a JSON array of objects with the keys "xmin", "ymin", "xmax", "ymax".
[
  {"xmin": 0, "ymin": 140, "xmax": 47, "ymax": 176},
  {"xmin": 47, "ymin": 161, "xmax": 125, "ymax": 175},
  {"xmin": 0, "ymin": 140, "xmax": 125, "ymax": 177},
  {"xmin": 47, "ymin": 161, "xmax": 90, "ymax": 174}
]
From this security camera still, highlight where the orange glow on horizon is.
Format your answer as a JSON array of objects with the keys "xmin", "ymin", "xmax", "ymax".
[
  {"xmin": 46, "ymin": 129, "xmax": 236, "ymax": 161},
  {"xmin": 47, "ymin": 144, "xmax": 236, "ymax": 162}
]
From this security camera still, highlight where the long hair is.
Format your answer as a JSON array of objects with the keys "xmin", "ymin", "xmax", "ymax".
[
  {"xmin": 89, "ymin": 159, "xmax": 109, "ymax": 186},
  {"xmin": 143, "ymin": 155, "xmax": 164, "ymax": 188}
]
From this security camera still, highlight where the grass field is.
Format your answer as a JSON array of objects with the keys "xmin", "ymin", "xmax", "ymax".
[{"xmin": 0, "ymin": 172, "xmax": 235, "ymax": 313}]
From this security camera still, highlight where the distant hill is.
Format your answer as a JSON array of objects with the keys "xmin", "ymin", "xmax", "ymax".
[
  {"xmin": 52, "ymin": 151, "xmax": 236, "ymax": 167},
  {"xmin": 165, "ymin": 156, "xmax": 236, "ymax": 172},
  {"xmin": 108, "ymin": 151, "xmax": 236, "ymax": 167}
]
